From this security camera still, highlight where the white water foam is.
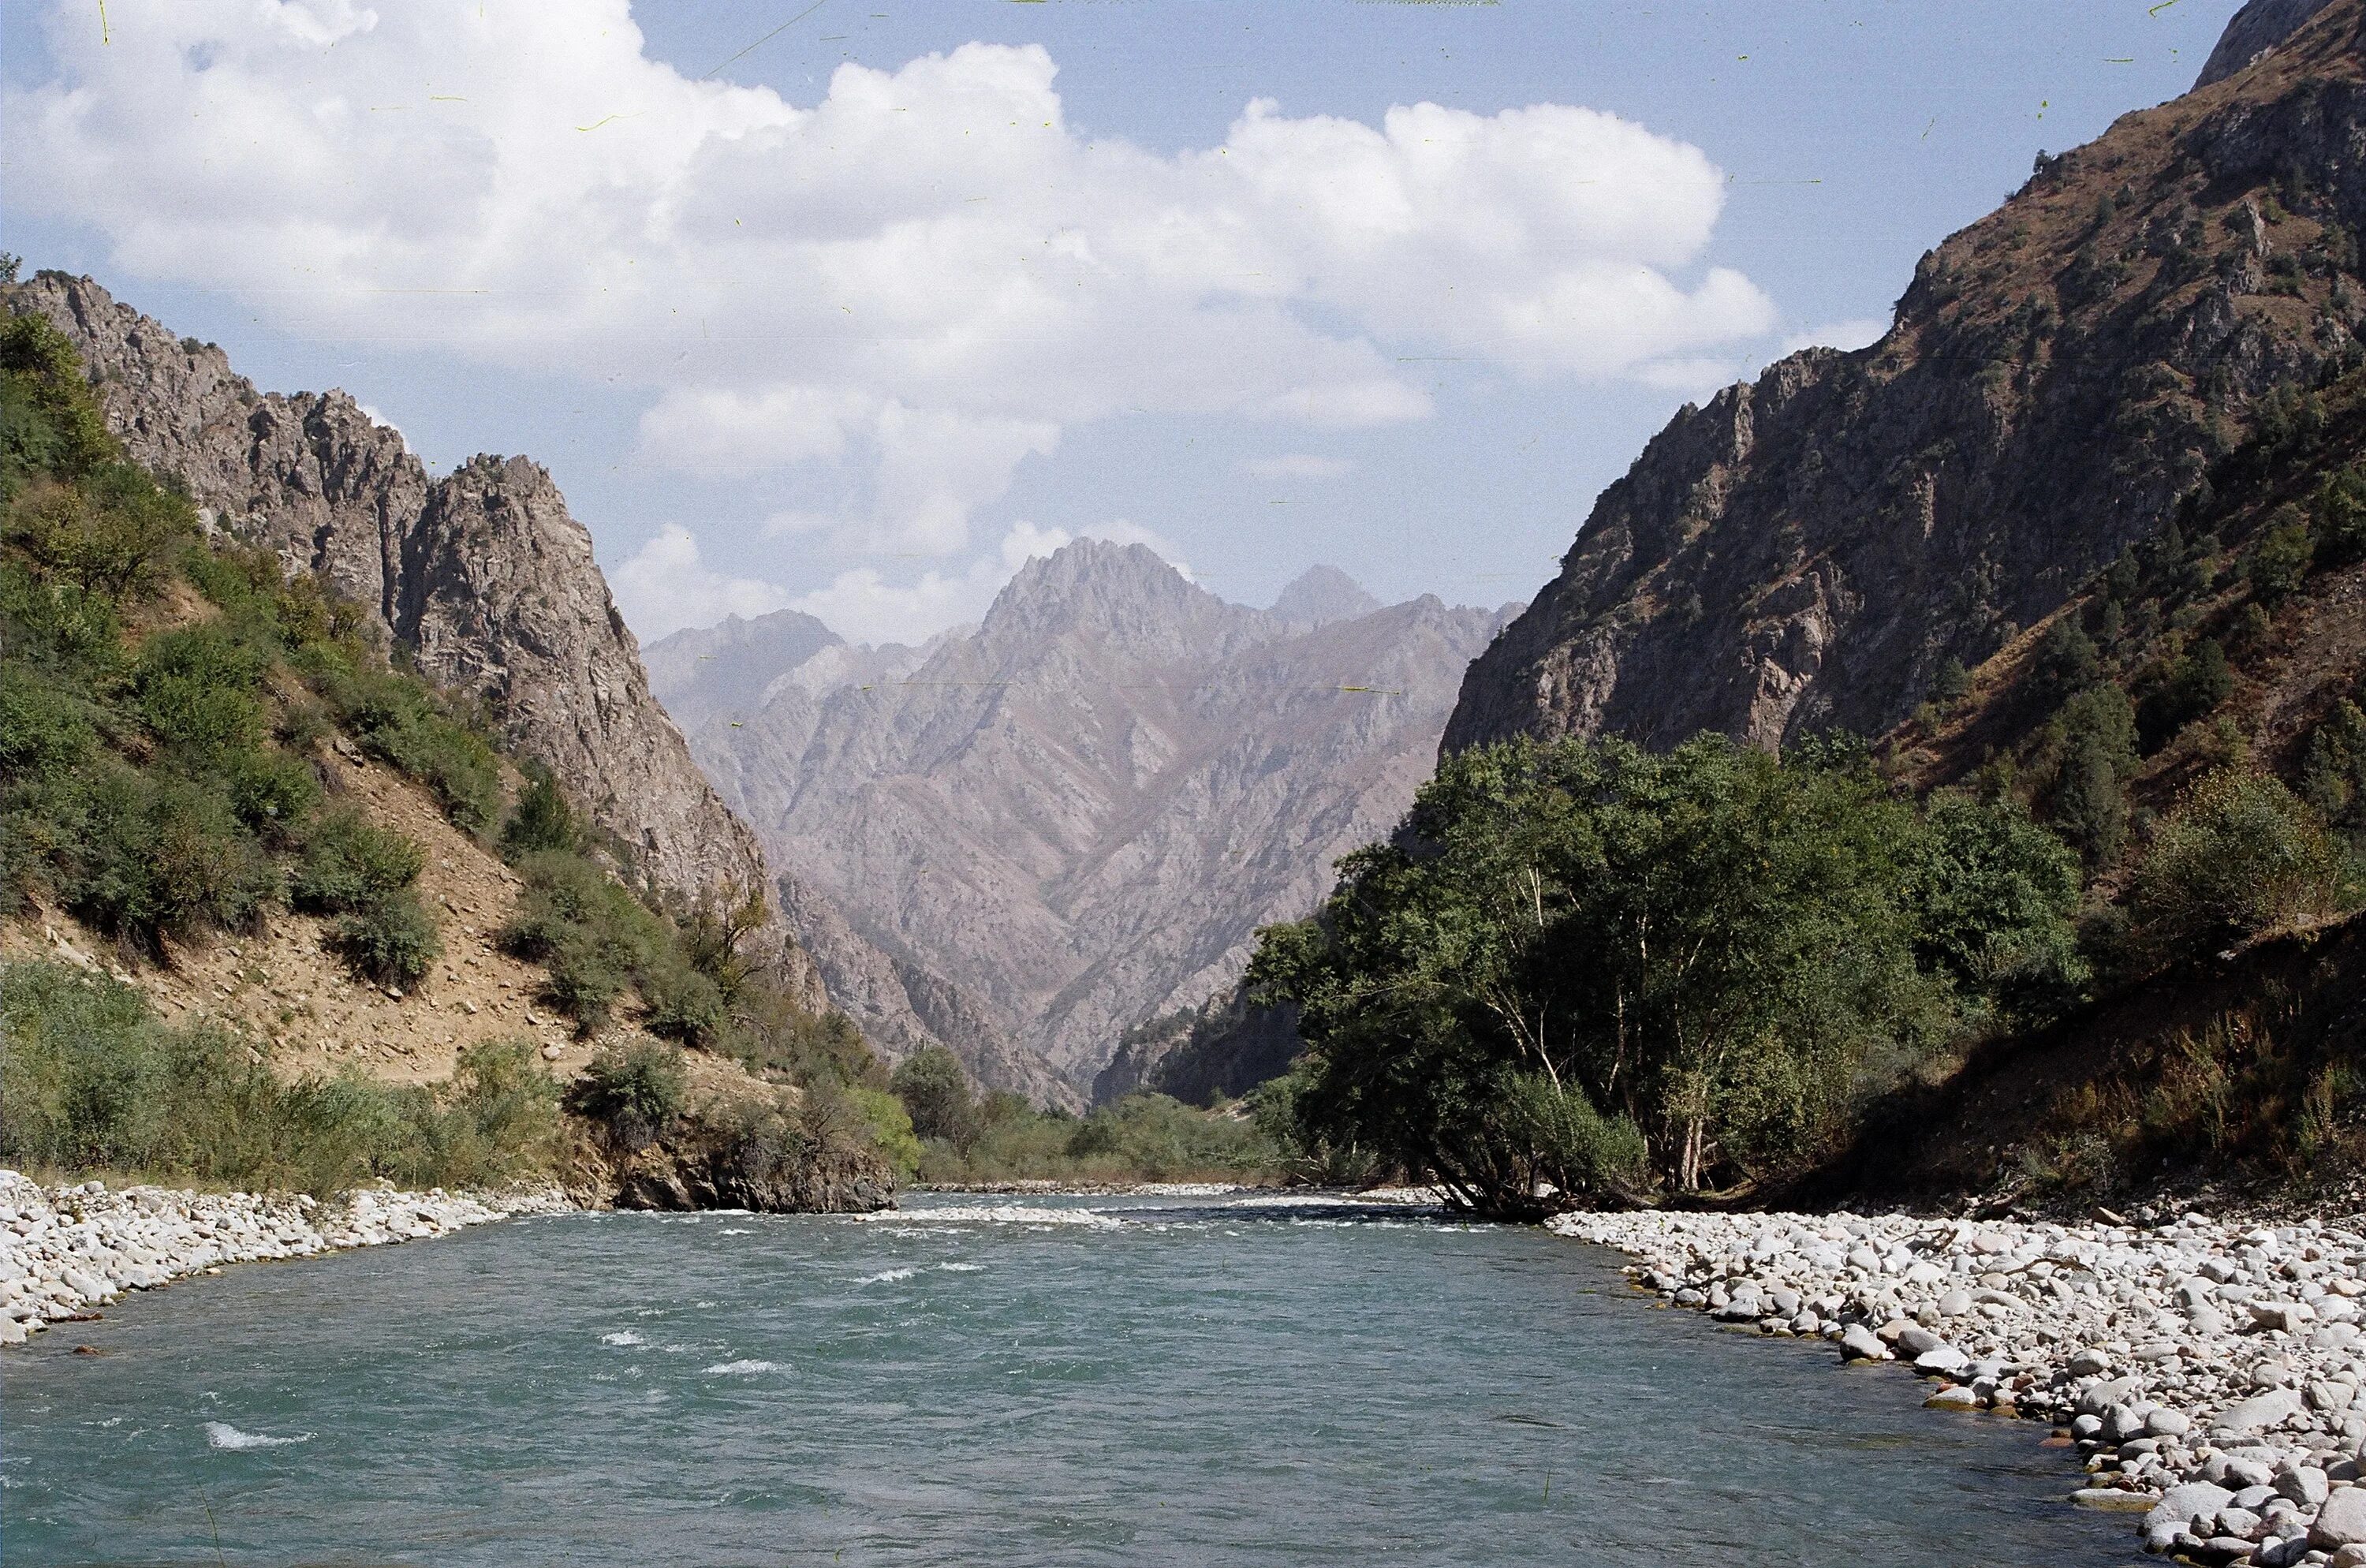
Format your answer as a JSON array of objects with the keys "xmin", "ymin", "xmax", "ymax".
[
  {"xmin": 863, "ymin": 1205, "xmax": 1120, "ymax": 1229},
  {"xmin": 701, "ymin": 1360, "xmax": 782, "ymax": 1375},
  {"xmin": 203, "ymin": 1421, "xmax": 310, "ymax": 1450},
  {"xmin": 599, "ymin": 1331, "xmax": 644, "ymax": 1346},
  {"xmin": 856, "ymin": 1267, "xmax": 916, "ymax": 1284},
  {"xmin": 938, "ymin": 1262, "xmax": 983, "ymax": 1272}
]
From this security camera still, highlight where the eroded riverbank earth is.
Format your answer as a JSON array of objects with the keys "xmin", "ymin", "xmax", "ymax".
[{"xmin": 2, "ymin": 1190, "xmax": 2140, "ymax": 1567}]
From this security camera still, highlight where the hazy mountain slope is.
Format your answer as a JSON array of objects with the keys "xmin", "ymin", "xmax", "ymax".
[
  {"xmin": 685, "ymin": 543, "xmax": 1509, "ymax": 1089},
  {"xmin": 1443, "ymin": 0, "xmax": 2366, "ymax": 759},
  {"xmin": 6, "ymin": 274, "xmax": 778, "ymax": 920},
  {"xmin": 641, "ymin": 608, "xmax": 842, "ymax": 734}
]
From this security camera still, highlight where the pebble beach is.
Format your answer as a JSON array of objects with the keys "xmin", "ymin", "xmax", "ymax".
[
  {"xmin": 1558, "ymin": 1208, "xmax": 2366, "ymax": 1565},
  {"xmin": 0, "ymin": 1168, "xmax": 568, "ymax": 1346}
]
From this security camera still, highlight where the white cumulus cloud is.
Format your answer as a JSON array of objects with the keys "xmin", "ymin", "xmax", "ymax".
[
  {"xmin": 609, "ymin": 525, "xmax": 794, "ymax": 641},
  {"xmin": 6, "ymin": 1, "xmax": 1777, "ymax": 560}
]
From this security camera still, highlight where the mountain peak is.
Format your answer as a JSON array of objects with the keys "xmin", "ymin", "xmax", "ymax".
[
  {"xmin": 1271, "ymin": 565, "xmax": 1382, "ymax": 629},
  {"xmin": 977, "ymin": 538, "xmax": 1261, "ymax": 663},
  {"xmin": 2196, "ymin": 0, "xmax": 2338, "ymax": 88}
]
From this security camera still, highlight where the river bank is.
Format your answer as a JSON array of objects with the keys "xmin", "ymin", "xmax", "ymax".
[
  {"xmin": 0, "ymin": 1168, "xmax": 570, "ymax": 1346},
  {"xmin": 1557, "ymin": 1208, "xmax": 2366, "ymax": 1565}
]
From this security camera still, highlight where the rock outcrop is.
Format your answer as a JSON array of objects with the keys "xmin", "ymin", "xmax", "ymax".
[
  {"xmin": 658, "ymin": 544, "xmax": 1510, "ymax": 1093},
  {"xmin": 6, "ymin": 272, "xmax": 771, "ymax": 912},
  {"xmin": 1443, "ymin": 0, "xmax": 2366, "ymax": 759}
]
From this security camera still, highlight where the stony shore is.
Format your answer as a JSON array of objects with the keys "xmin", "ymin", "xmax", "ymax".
[
  {"xmin": 0, "ymin": 1168, "xmax": 570, "ymax": 1346},
  {"xmin": 1556, "ymin": 1208, "xmax": 2366, "ymax": 1566}
]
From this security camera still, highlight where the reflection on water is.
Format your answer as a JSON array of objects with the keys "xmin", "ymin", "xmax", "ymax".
[{"xmin": 2, "ymin": 1192, "xmax": 2137, "ymax": 1566}]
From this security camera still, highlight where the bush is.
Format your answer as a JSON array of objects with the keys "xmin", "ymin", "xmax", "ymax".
[
  {"xmin": 304, "ymin": 649, "xmax": 502, "ymax": 833},
  {"xmin": 291, "ymin": 808, "xmax": 425, "ymax": 913},
  {"xmin": 330, "ymin": 890, "xmax": 441, "ymax": 987},
  {"xmin": 2131, "ymin": 771, "xmax": 2345, "ymax": 957},
  {"xmin": 2249, "ymin": 506, "xmax": 2316, "ymax": 607},
  {"xmin": 890, "ymin": 1045, "xmax": 980, "ymax": 1148},
  {"xmin": 574, "ymin": 1040, "xmax": 689, "ymax": 1148},
  {"xmin": 2137, "ymin": 638, "xmax": 2234, "ymax": 751},
  {"xmin": 133, "ymin": 621, "xmax": 272, "ymax": 760},
  {"xmin": 0, "ymin": 663, "xmax": 92, "ymax": 778},
  {"xmin": 638, "ymin": 954, "xmax": 728, "ymax": 1046},
  {"xmin": 58, "ymin": 763, "xmax": 280, "ymax": 947},
  {"xmin": 0, "ymin": 961, "xmax": 558, "ymax": 1193},
  {"xmin": 850, "ymin": 1086, "xmax": 924, "ymax": 1180},
  {"xmin": 500, "ymin": 767, "xmax": 583, "ymax": 860}
]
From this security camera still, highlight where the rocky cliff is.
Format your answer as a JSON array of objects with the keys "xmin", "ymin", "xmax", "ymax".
[
  {"xmin": 657, "ymin": 548, "xmax": 1510, "ymax": 1093},
  {"xmin": 1444, "ymin": 0, "xmax": 2366, "ymax": 758},
  {"xmin": 6, "ymin": 273, "xmax": 774, "ymax": 915}
]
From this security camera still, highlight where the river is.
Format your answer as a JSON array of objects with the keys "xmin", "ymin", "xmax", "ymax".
[{"xmin": 2, "ymin": 1192, "xmax": 2140, "ymax": 1565}]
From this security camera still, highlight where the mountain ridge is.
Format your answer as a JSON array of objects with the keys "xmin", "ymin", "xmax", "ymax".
[{"xmin": 661, "ymin": 537, "xmax": 1513, "ymax": 1092}]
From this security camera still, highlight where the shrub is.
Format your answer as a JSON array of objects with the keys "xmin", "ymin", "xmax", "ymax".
[
  {"xmin": 329, "ymin": 890, "xmax": 441, "ymax": 988},
  {"xmin": 638, "ymin": 954, "xmax": 727, "ymax": 1046},
  {"xmin": 2131, "ymin": 770, "xmax": 2345, "ymax": 956},
  {"xmin": 500, "ymin": 767, "xmax": 583, "ymax": 860},
  {"xmin": 304, "ymin": 650, "xmax": 502, "ymax": 833},
  {"xmin": 2137, "ymin": 638, "xmax": 2234, "ymax": 751},
  {"xmin": 291, "ymin": 808, "xmax": 426, "ymax": 913},
  {"xmin": 2249, "ymin": 506, "xmax": 2315, "ymax": 607},
  {"xmin": 221, "ymin": 746, "xmax": 320, "ymax": 838},
  {"xmin": 573, "ymin": 1040, "xmax": 689, "ymax": 1149},
  {"xmin": 133, "ymin": 621, "xmax": 271, "ymax": 760},
  {"xmin": 850, "ymin": 1085, "xmax": 924, "ymax": 1180},
  {"xmin": 58, "ymin": 763, "xmax": 280, "ymax": 946},
  {"xmin": 890, "ymin": 1045, "xmax": 980, "ymax": 1148},
  {"xmin": 500, "ymin": 849, "xmax": 673, "ymax": 1030},
  {"xmin": 0, "ymin": 663, "xmax": 92, "ymax": 779},
  {"xmin": 2316, "ymin": 466, "xmax": 2366, "ymax": 566}
]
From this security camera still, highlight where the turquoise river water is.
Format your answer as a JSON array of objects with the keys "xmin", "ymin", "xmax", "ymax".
[{"xmin": 2, "ymin": 1192, "xmax": 2142, "ymax": 1566}]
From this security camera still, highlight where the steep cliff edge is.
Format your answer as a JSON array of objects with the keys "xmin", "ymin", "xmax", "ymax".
[
  {"xmin": 4, "ymin": 273, "xmax": 775, "ymax": 918},
  {"xmin": 1445, "ymin": 0, "xmax": 2366, "ymax": 757}
]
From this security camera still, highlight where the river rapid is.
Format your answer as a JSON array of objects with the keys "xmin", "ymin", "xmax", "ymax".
[{"xmin": 2, "ymin": 1192, "xmax": 2138, "ymax": 1566}]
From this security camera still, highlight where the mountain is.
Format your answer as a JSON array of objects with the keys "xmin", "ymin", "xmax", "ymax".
[
  {"xmin": 678, "ymin": 539, "xmax": 1512, "ymax": 1093},
  {"xmin": 8, "ymin": 273, "xmax": 786, "ymax": 935},
  {"xmin": 640, "ymin": 608, "xmax": 842, "ymax": 734},
  {"xmin": 1444, "ymin": 0, "xmax": 2366, "ymax": 760},
  {"xmin": 1271, "ymin": 565, "xmax": 1383, "ymax": 629}
]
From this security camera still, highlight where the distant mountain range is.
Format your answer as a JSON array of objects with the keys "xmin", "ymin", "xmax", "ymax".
[{"xmin": 651, "ymin": 545, "xmax": 1515, "ymax": 1098}]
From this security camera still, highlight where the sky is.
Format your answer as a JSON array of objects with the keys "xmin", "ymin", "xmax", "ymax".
[{"xmin": 0, "ymin": 0, "xmax": 2245, "ymax": 647}]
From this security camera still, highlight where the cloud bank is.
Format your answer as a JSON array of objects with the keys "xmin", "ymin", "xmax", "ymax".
[{"xmin": 7, "ymin": 0, "xmax": 1778, "ymax": 635}]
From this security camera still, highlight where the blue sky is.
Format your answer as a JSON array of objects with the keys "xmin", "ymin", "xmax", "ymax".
[{"xmin": 1, "ymin": 1, "xmax": 2240, "ymax": 644}]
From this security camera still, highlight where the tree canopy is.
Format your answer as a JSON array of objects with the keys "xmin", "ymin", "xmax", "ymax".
[{"xmin": 1248, "ymin": 734, "xmax": 2084, "ymax": 1214}]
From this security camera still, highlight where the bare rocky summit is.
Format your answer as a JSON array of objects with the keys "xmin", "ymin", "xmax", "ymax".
[
  {"xmin": 6, "ymin": 273, "xmax": 772, "ymax": 915},
  {"xmin": 656, "ymin": 543, "xmax": 1512, "ymax": 1094},
  {"xmin": 1444, "ymin": 0, "xmax": 2366, "ymax": 758}
]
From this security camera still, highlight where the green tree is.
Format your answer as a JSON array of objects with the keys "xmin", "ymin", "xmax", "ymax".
[
  {"xmin": 891, "ymin": 1045, "xmax": 980, "ymax": 1149},
  {"xmin": 1252, "ymin": 735, "xmax": 2080, "ymax": 1209}
]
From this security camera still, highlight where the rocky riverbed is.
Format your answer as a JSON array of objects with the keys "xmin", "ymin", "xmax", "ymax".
[
  {"xmin": 1557, "ymin": 1208, "xmax": 2366, "ymax": 1565},
  {"xmin": 0, "ymin": 1168, "xmax": 569, "ymax": 1346}
]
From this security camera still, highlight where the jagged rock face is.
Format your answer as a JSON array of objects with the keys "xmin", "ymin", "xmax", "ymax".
[
  {"xmin": 1445, "ymin": 0, "xmax": 2366, "ymax": 759},
  {"xmin": 674, "ymin": 539, "xmax": 1510, "ymax": 1092},
  {"xmin": 6, "ymin": 273, "xmax": 769, "ymax": 909},
  {"xmin": 2199, "ymin": 0, "xmax": 2341, "ymax": 88}
]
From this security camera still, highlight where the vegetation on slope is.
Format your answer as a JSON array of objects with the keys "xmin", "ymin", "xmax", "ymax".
[{"xmin": 0, "ymin": 309, "xmax": 914, "ymax": 1200}]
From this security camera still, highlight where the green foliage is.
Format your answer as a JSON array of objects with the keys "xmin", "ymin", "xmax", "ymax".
[
  {"xmin": 0, "ymin": 961, "xmax": 558, "ymax": 1192},
  {"xmin": 329, "ymin": 892, "xmax": 441, "ymax": 987},
  {"xmin": 1058, "ymin": 1093, "xmax": 1280, "ymax": 1181},
  {"xmin": 0, "ymin": 662, "xmax": 92, "ymax": 778},
  {"xmin": 573, "ymin": 1039, "xmax": 688, "ymax": 1149},
  {"xmin": 2130, "ymin": 770, "xmax": 2346, "ymax": 957},
  {"xmin": 2032, "ymin": 618, "xmax": 2101, "ymax": 703},
  {"xmin": 2314, "ymin": 466, "xmax": 2366, "ymax": 567},
  {"xmin": 2248, "ymin": 506, "xmax": 2315, "ymax": 607},
  {"xmin": 291, "ymin": 808, "xmax": 425, "ymax": 913},
  {"xmin": 303, "ymin": 646, "xmax": 502, "ymax": 834},
  {"xmin": 2039, "ymin": 685, "xmax": 2140, "ymax": 867},
  {"xmin": 890, "ymin": 1045, "xmax": 981, "ymax": 1148},
  {"xmin": 50, "ymin": 762, "xmax": 282, "ymax": 949},
  {"xmin": 2137, "ymin": 638, "xmax": 2234, "ymax": 752},
  {"xmin": 0, "ymin": 315, "xmax": 112, "ymax": 494},
  {"xmin": 500, "ymin": 766, "xmax": 583, "ymax": 860},
  {"xmin": 500, "ymin": 848, "xmax": 695, "ymax": 1034},
  {"xmin": 850, "ymin": 1086, "xmax": 924, "ymax": 1181},
  {"xmin": 2301, "ymin": 700, "xmax": 2366, "ymax": 838},
  {"xmin": 1250, "ymin": 734, "xmax": 2084, "ymax": 1208}
]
